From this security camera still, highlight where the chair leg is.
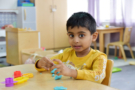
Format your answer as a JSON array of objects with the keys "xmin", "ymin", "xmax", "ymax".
[
  {"xmin": 93, "ymin": 41, "xmax": 97, "ymax": 50},
  {"xmin": 119, "ymin": 48, "xmax": 122, "ymax": 57},
  {"xmin": 118, "ymin": 46, "xmax": 123, "ymax": 58},
  {"xmin": 114, "ymin": 46, "xmax": 117, "ymax": 57},
  {"xmin": 119, "ymin": 45, "xmax": 127, "ymax": 61},
  {"xmin": 106, "ymin": 45, "xmax": 110, "ymax": 58},
  {"xmin": 127, "ymin": 43, "xmax": 135, "ymax": 59}
]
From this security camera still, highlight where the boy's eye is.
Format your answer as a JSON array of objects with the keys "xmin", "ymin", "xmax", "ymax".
[
  {"xmin": 69, "ymin": 34, "xmax": 74, "ymax": 37},
  {"xmin": 79, "ymin": 34, "xmax": 84, "ymax": 37}
]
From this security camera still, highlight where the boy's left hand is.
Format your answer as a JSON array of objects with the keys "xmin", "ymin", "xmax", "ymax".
[{"xmin": 51, "ymin": 59, "xmax": 77, "ymax": 78}]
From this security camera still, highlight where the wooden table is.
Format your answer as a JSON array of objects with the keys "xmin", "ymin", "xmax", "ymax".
[
  {"xmin": 97, "ymin": 27, "xmax": 124, "ymax": 53},
  {"xmin": 0, "ymin": 64, "xmax": 118, "ymax": 90}
]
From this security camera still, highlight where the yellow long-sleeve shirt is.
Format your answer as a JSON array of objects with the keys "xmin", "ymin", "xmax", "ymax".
[{"xmin": 35, "ymin": 48, "xmax": 107, "ymax": 83}]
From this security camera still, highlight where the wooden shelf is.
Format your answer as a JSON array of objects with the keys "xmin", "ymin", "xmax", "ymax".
[{"xmin": 0, "ymin": 10, "xmax": 18, "ymax": 14}]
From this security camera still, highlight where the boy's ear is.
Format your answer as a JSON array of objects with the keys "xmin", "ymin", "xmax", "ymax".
[{"xmin": 92, "ymin": 31, "xmax": 98, "ymax": 42}]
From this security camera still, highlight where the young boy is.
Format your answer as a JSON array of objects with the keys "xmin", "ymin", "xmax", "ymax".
[{"xmin": 35, "ymin": 12, "xmax": 107, "ymax": 83}]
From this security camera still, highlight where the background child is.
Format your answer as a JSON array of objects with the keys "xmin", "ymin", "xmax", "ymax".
[{"xmin": 35, "ymin": 12, "xmax": 107, "ymax": 83}]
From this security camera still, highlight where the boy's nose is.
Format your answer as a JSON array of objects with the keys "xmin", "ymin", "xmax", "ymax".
[{"xmin": 73, "ymin": 37, "xmax": 79, "ymax": 43}]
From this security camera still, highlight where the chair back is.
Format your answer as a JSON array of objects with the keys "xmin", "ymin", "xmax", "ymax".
[
  {"xmin": 123, "ymin": 27, "xmax": 132, "ymax": 44},
  {"xmin": 101, "ymin": 60, "xmax": 114, "ymax": 86}
]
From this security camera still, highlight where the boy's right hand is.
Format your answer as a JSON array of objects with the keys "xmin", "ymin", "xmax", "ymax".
[{"xmin": 37, "ymin": 57, "xmax": 54, "ymax": 70}]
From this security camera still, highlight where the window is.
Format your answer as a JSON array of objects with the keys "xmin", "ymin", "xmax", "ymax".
[
  {"xmin": 99, "ymin": 0, "xmax": 110, "ymax": 22},
  {"xmin": 98, "ymin": 0, "xmax": 123, "ymax": 22}
]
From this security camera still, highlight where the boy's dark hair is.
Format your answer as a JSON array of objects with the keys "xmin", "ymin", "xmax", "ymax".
[{"xmin": 66, "ymin": 12, "xmax": 96, "ymax": 34}]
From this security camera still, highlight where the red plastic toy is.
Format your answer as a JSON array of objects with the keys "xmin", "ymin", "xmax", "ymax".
[
  {"xmin": 13, "ymin": 71, "xmax": 22, "ymax": 78},
  {"xmin": 118, "ymin": 56, "xmax": 122, "ymax": 59}
]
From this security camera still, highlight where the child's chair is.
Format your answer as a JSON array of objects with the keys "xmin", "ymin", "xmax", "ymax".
[
  {"xmin": 106, "ymin": 27, "xmax": 134, "ymax": 61},
  {"xmin": 92, "ymin": 41, "xmax": 97, "ymax": 49},
  {"xmin": 101, "ymin": 59, "xmax": 114, "ymax": 86}
]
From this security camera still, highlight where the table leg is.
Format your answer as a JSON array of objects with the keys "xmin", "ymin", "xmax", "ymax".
[{"xmin": 99, "ymin": 32, "xmax": 104, "ymax": 52}]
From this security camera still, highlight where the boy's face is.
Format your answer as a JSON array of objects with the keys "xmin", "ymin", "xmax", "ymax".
[{"xmin": 67, "ymin": 26, "xmax": 98, "ymax": 53}]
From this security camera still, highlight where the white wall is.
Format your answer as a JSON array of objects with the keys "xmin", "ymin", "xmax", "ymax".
[
  {"xmin": 67, "ymin": 0, "xmax": 88, "ymax": 18},
  {"xmin": 0, "ymin": 0, "xmax": 17, "ymax": 9}
]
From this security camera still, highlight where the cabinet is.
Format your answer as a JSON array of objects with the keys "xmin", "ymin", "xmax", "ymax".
[
  {"xmin": 36, "ymin": 0, "xmax": 69, "ymax": 49},
  {"xmin": 17, "ymin": 7, "xmax": 36, "ymax": 30},
  {"xmin": 6, "ymin": 28, "xmax": 40, "ymax": 65}
]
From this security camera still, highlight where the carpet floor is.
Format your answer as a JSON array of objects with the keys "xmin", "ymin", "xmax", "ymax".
[{"xmin": 111, "ymin": 65, "xmax": 135, "ymax": 90}]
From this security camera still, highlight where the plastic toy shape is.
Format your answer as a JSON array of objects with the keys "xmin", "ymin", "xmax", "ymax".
[
  {"xmin": 55, "ymin": 75, "xmax": 62, "ymax": 80},
  {"xmin": 52, "ymin": 74, "xmax": 55, "ymax": 77},
  {"xmin": 114, "ymin": 56, "xmax": 118, "ymax": 60},
  {"xmin": 1, "ymin": 77, "xmax": 17, "ymax": 87},
  {"xmin": 54, "ymin": 86, "xmax": 67, "ymax": 90},
  {"xmin": 51, "ymin": 68, "xmax": 57, "ymax": 74},
  {"xmin": 13, "ymin": 77, "xmax": 29, "ymax": 85},
  {"xmin": 14, "ymin": 71, "xmax": 22, "ymax": 78},
  {"xmin": 118, "ymin": 56, "xmax": 122, "ymax": 59},
  {"xmin": 23, "ymin": 73, "xmax": 33, "ymax": 78},
  {"xmin": 112, "ymin": 67, "xmax": 122, "ymax": 73}
]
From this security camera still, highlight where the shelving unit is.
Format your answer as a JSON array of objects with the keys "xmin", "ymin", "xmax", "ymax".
[
  {"xmin": 0, "ymin": 29, "xmax": 6, "ymax": 57},
  {"xmin": 0, "ymin": 0, "xmax": 36, "ymax": 58},
  {"xmin": 0, "ymin": 10, "xmax": 18, "ymax": 14}
]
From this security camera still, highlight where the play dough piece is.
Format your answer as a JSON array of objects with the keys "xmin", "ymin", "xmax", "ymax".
[
  {"xmin": 54, "ymin": 86, "xmax": 67, "ymax": 90},
  {"xmin": 51, "ymin": 68, "xmax": 57, "ymax": 74},
  {"xmin": 55, "ymin": 75, "xmax": 62, "ymax": 80}
]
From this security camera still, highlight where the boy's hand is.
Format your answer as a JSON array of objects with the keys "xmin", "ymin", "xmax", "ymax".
[
  {"xmin": 37, "ymin": 57, "xmax": 54, "ymax": 70},
  {"xmin": 51, "ymin": 59, "xmax": 77, "ymax": 78}
]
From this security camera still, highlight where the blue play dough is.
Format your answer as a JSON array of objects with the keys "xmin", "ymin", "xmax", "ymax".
[
  {"xmin": 55, "ymin": 75, "xmax": 62, "ymax": 80},
  {"xmin": 57, "ymin": 72, "xmax": 60, "ymax": 74},
  {"xmin": 51, "ymin": 68, "xmax": 57, "ymax": 74},
  {"xmin": 51, "ymin": 68, "xmax": 62, "ymax": 79},
  {"xmin": 52, "ymin": 74, "xmax": 55, "ymax": 77},
  {"xmin": 51, "ymin": 68, "xmax": 60, "ymax": 74},
  {"xmin": 54, "ymin": 86, "xmax": 67, "ymax": 90}
]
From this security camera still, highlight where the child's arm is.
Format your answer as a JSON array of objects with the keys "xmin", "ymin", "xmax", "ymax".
[
  {"xmin": 76, "ymin": 55, "xmax": 107, "ymax": 83},
  {"xmin": 35, "ymin": 52, "xmax": 65, "ymax": 71},
  {"xmin": 35, "ymin": 48, "xmax": 72, "ymax": 72}
]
